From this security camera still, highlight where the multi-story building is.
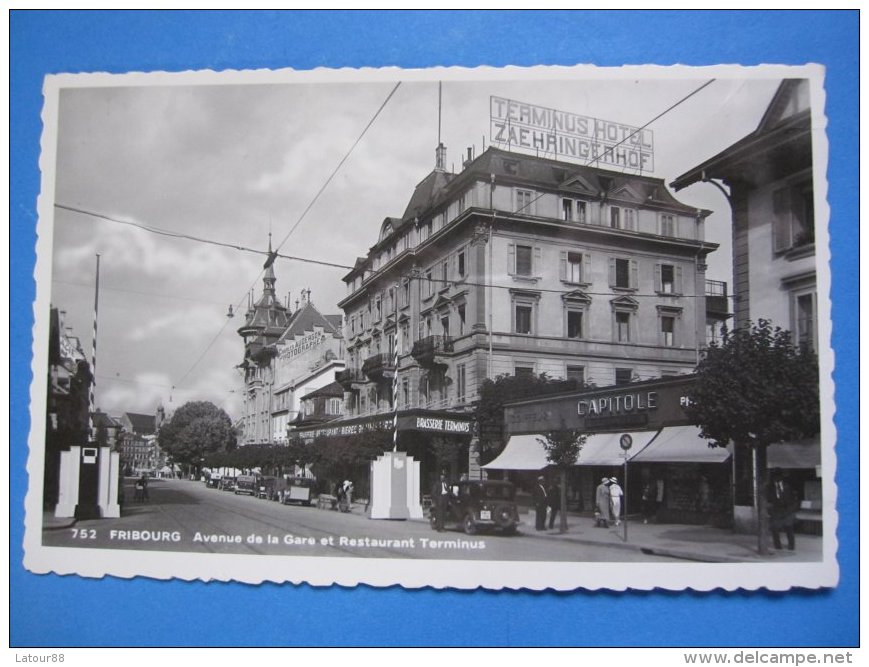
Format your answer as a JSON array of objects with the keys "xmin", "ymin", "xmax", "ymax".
[
  {"xmin": 672, "ymin": 78, "xmax": 820, "ymax": 532},
  {"xmin": 44, "ymin": 307, "xmax": 92, "ymax": 508},
  {"xmin": 330, "ymin": 144, "xmax": 723, "ymax": 480},
  {"xmin": 237, "ymin": 244, "xmax": 344, "ymax": 446},
  {"xmin": 119, "ymin": 412, "xmax": 160, "ymax": 474}
]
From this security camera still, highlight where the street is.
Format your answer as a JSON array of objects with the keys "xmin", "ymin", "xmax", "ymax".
[{"xmin": 43, "ymin": 478, "xmax": 674, "ymax": 562}]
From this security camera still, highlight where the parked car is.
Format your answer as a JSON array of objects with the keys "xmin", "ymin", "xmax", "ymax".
[
  {"xmin": 206, "ymin": 474, "xmax": 221, "ymax": 489},
  {"xmin": 219, "ymin": 477, "xmax": 236, "ymax": 492},
  {"xmin": 430, "ymin": 479, "xmax": 520, "ymax": 536},
  {"xmin": 282, "ymin": 477, "xmax": 315, "ymax": 506},
  {"xmin": 258, "ymin": 476, "xmax": 278, "ymax": 499},
  {"xmin": 234, "ymin": 474, "xmax": 259, "ymax": 496}
]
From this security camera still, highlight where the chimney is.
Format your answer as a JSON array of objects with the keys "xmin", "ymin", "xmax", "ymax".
[
  {"xmin": 463, "ymin": 146, "xmax": 473, "ymax": 169},
  {"xmin": 435, "ymin": 143, "xmax": 446, "ymax": 172}
]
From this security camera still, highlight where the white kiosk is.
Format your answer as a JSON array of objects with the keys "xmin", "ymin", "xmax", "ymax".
[{"xmin": 367, "ymin": 451, "xmax": 424, "ymax": 520}]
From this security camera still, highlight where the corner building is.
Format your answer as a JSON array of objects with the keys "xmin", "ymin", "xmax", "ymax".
[{"xmin": 334, "ymin": 146, "xmax": 721, "ymax": 480}]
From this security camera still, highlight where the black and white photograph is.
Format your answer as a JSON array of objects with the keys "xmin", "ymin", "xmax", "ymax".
[{"xmin": 25, "ymin": 64, "xmax": 836, "ymax": 590}]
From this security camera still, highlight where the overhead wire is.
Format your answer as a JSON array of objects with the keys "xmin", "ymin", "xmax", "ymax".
[
  {"xmin": 54, "ymin": 204, "xmax": 354, "ymax": 270},
  {"xmin": 175, "ymin": 81, "xmax": 402, "ymax": 390}
]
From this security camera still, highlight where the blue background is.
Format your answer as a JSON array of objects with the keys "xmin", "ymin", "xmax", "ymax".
[{"xmin": 10, "ymin": 10, "xmax": 859, "ymax": 647}]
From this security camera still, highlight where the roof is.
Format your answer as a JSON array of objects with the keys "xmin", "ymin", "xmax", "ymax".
[
  {"xmin": 343, "ymin": 146, "xmax": 709, "ymax": 283},
  {"xmin": 300, "ymin": 381, "xmax": 344, "ymax": 401},
  {"xmin": 277, "ymin": 301, "xmax": 342, "ymax": 344},
  {"xmin": 671, "ymin": 80, "xmax": 812, "ymax": 191},
  {"xmin": 124, "ymin": 412, "xmax": 156, "ymax": 434},
  {"xmin": 93, "ymin": 412, "xmax": 122, "ymax": 429}
]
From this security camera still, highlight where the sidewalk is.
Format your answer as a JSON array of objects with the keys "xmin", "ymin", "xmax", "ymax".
[{"xmin": 517, "ymin": 510, "xmax": 823, "ymax": 563}]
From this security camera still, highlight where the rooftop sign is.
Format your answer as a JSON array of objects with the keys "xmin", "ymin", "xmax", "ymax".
[{"xmin": 490, "ymin": 96, "xmax": 655, "ymax": 172}]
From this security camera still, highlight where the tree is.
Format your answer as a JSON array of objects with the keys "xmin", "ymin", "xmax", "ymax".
[
  {"xmin": 685, "ymin": 319, "xmax": 819, "ymax": 554},
  {"xmin": 158, "ymin": 401, "xmax": 236, "ymax": 473},
  {"xmin": 538, "ymin": 426, "xmax": 587, "ymax": 533},
  {"xmin": 476, "ymin": 373, "xmax": 581, "ymax": 461}
]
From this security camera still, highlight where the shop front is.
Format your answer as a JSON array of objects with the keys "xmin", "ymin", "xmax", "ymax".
[
  {"xmin": 293, "ymin": 408, "xmax": 475, "ymax": 498},
  {"xmin": 487, "ymin": 376, "xmax": 733, "ymax": 526}
]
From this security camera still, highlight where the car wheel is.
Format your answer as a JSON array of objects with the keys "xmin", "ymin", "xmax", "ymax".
[{"xmin": 463, "ymin": 514, "xmax": 478, "ymax": 536}]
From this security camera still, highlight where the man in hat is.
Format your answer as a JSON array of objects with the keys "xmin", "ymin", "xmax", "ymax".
[
  {"xmin": 532, "ymin": 475, "xmax": 548, "ymax": 531},
  {"xmin": 595, "ymin": 477, "xmax": 611, "ymax": 527},
  {"xmin": 767, "ymin": 468, "xmax": 799, "ymax": 550},
  {"xmin": 609, "ymin": 477, "xmax": 624, "ymax": 527}
]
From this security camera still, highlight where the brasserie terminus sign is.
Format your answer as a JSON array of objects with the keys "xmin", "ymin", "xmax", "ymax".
[{"xmin": 490, "ymin": 96, "xmax": 655, "ymax": 171}]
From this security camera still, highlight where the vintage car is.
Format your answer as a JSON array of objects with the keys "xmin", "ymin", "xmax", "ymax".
[
  {"xmin": 430, "ymin": 479, "xmax": 520, "ymax": 535},
  {"xmin": 281, "ymin": 477, "xmax": 315, "ymax": 506},
  {"xmin": 219, "ymin": 477, "xmax": 236, "ymax": 492},
  {"xmin": 206, "ymin": 473, "xmax": 221, "ymax": 489},
  {"xmin": 234, "ymin": 474, "xmax": 259, "ymax": 496}
]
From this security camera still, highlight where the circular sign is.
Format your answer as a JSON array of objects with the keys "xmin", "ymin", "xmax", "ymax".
[{"xmin": 619, "ymin": 434, "xmax": 633, "ymax": 451}]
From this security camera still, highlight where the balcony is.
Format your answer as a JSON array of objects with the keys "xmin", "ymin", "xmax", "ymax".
[
  {"xmin": 361, "ymin": 352, "xmax": 395, "ymax": 382},
  {"xmin": 335, "ymin": 368, "xmax": 366, "ymax": 390},
  {"xmin": 705, "ymin": 280, "xmax": 730, "ymax": 317},
  {"xmin": 411, "ymin": 335, "xmax": 453, "ymax": 367}
]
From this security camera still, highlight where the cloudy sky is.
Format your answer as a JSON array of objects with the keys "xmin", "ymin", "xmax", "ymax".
[{"xmin": 45, "ymin": 66, "xmax": 786, "ymax": 418}]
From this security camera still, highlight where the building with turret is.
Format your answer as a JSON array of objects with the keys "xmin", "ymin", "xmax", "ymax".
[{"xmin": 237, "ymin": 239, "xmax": 344, "ymax": 446}]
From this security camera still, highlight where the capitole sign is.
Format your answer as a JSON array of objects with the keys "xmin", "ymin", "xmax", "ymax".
[
  {"xmin": 490, "ymin": 96, "xmax": 655, "ymax": 171},
  {"xmin": 578, "ymin": 391, "xmax": 658, "ymax": 417}
]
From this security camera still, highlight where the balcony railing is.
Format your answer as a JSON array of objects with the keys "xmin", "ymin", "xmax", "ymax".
[
  {"xmin": 410, "ymin": 335, "xmax": 454, "ymax": 367},
  {"xmin": 705, "ymin": 280, "xmax": 730, "ymax": 316},
  {"xmin": 361, "ymin": 352, "xmax": 395, "ymax": 381},
  {"xmin": 335, "ymin": 368, "xmax": 366, "ymax": 389}
]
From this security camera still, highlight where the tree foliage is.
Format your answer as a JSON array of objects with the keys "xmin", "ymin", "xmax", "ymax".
[
  {"xmin": 537, "ymin": 426, "xmax": 588, "ymax": 468},
  {"xmin": 686, "ymin": 319, "xmax": 820, "ymax": 448},
  {"xmin": 476, "ymin": 373, "xmax": 582, "ymax": 455},
  {"xmin": 158, "ymin": 401, "xmax": 236, "ymax": 467}
]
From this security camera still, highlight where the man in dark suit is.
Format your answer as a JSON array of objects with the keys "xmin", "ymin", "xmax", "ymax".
[
  {"xmin": 532, "ymin": 476, "xmax": 548, "ymax": 531},
  {"xmin": 767, "ymin": 468, "xmax": 800, "ymax": 550},
  {"xmin": 432, "ymin": 473, "xmax": 450, "ymax": 532}
]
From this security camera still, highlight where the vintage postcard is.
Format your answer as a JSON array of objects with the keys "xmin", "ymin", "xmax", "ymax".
[{"xmin": 24, "ymin": 63, "xmax": 837, "ymax": 590}]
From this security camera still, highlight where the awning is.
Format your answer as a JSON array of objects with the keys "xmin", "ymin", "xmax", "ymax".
[
  {"xmin": 767, "ymin": 436, "xmax": 821, "ymax": 469},
  {"xmin": 578, "ymin": 431, "xmax": 658, "ymax": 466},
  {"xmin": 631, "ymin": 425, "xmax": 730, "ymax": 463},
  {"xmin": 482, "ymin": 434, "xmax": 550, "ymax": 470}
]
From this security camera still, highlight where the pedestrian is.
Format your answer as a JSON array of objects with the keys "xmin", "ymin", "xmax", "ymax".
[
  {"xmin": 431, "ymin": 473, "xmax": 450, "ymax": 532},
  {"xmin": 595, "ymin": 477, "xmax": 611, "ymax": 527},
  {"xmin": 334, "ymin": 480, "xmax": 345, "ymax": 511},
  {"xmin": 767, "ymin": 468, "xmax": 799, "ymax": 551},
  {"xmin": 609, "ymin": 477, "xmax": 623, "ymax": 526},
  {"xmin": 547, "ymin": 481, "xmax": 561, "ymax": 530},
  {"xmin": 532, "ymin": 476, "xmax": 548, "ymax": 531},
  {"xmin": 641, "ymin": 480, "xmax": 656, "ymax": 524},
  {"xmin": 134, "ymin": 475, "xmax": 145, "ymax": 503},
  {"xmin": 342, "ymin": 480, "xmax": 354, "ymax": 511}
]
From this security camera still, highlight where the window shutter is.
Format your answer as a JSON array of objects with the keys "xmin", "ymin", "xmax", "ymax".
[
  {"xmin": 675, "ymin": 265, "xmax": 683, "ymax": 294},
  {"xmin": 507, "ymin": 242, "xmax": 515, "ymax": 274},
  {"xmin": 608, "ymin": 257, "xmax": 616, "ymax": 286},
  {"xmin": 559, "ymin": 251, "xmax": 567, "ymax": 280},
  {"xmin": 654, "ymin": 263, "xmax": 662, "ymax": 293},
  {"xmin": 533, "ymin": 246, "xmax": 542, "ymax": 274},
  {"xmin": 630, "ymin": 260, "xmax": 639, "ymax": 289},
  {"xmin": 583, "ymin": 253, "xmax": 592, "ymax": 283},
  {"xmin": 772, "ymin": 188, "xmax": 791, "ymax": 252}
]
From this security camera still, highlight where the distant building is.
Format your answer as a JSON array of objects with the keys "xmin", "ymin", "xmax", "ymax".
[
  {"xmin": 119, "ymin": 412, "xmax": 161, "ymax": 474},
  {"xmin": 672, "ymin": 78, "xmax": 820, "ymax": 533},
  {"xmin": 237, "ymin": 240, "xmax": 344, "ymax": 446}
]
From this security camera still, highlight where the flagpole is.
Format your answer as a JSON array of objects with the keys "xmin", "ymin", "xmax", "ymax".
[{"xmin": 89, "ymin": 253, "xmax": 100, "ymax": 441}]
